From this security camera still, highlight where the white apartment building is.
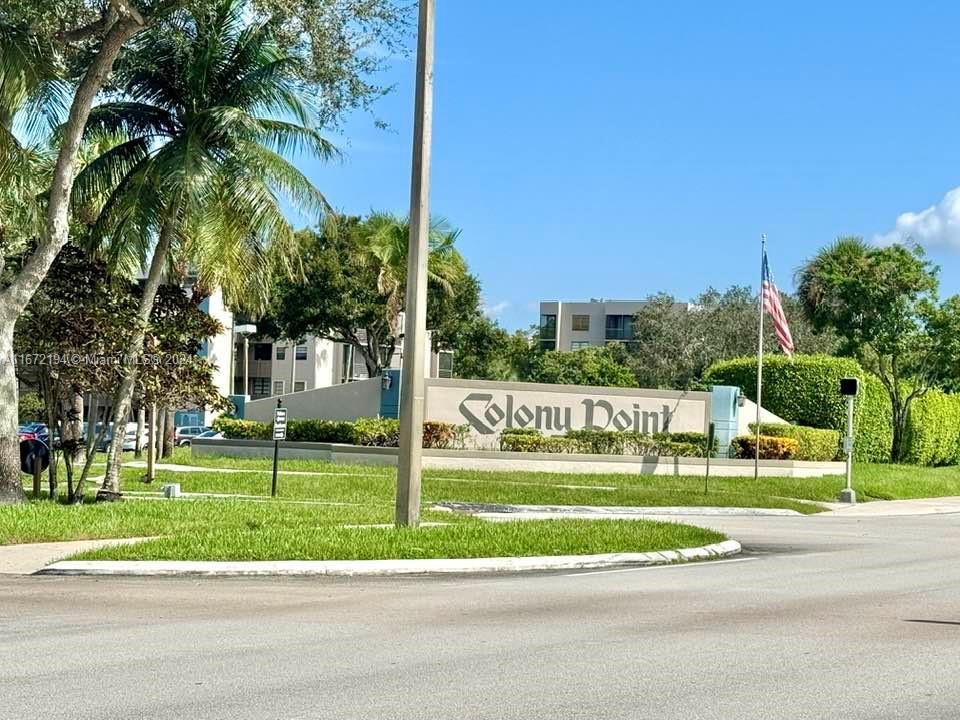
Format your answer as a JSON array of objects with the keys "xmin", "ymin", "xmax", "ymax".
[
  {"xmin": 538, "ymin": 299, "xmax": 692, "ymax": 351},
  {"xmin": 232, "ymin": 331, "xmax": 453, "ymax": 400}
]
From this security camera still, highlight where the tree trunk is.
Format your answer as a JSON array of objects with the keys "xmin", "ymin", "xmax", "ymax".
[
  {"xmin": 162, "ymin": 408, "xmax": 175, "ymax": 458},
  {"xmin": 0, "ymin": 323, "xmax": 23, "ymax": 504},
  {"xmin": 890, "ymin": 401, "xmax": 912, "ymax": 463},
  {"xmin": 0, "ymin": 17, "xmax": 145, "ymax": 502},
  {"xmin": 99, "ymin": 199, "xmax": 179, "ymax": 497},
  {"xmin": 134, "ymin": 405, "xmax": 145, "ymax": 459}
]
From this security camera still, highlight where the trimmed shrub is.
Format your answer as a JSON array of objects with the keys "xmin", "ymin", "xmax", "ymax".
[
  {"xmin": 749, "ymin": 423, "xmax": 840, "ymax": 461},
  {"xmin": 564, "ymin": 429, "xmax": 628, "ymax": 455},
  {"xmin": 903, "ymin": 390, "xmax": 960, "ymax": 466},
  {"xmin": 215, "ymin": 416, "xmax": 463, "ymax": 449},
  {"xmin": 731, "ymin": 434, "xmax": 799, "ymax": 460},
  {"xmin": 422, "ymin": 421, "xmax": 468, "ymax": 450},
  {"xmin": 352, "ymin": 417, "xmax": 400, "ymax": 447},
  {"xmin": 287, "ymin": 419, "xmax": 355, "ymax": 444},
  {"xmin": 499, "ymin": 428, "xmax": 707, "ymax": 457},
  {"xmin": 213, "ymin": 416, "xmax": 271, "ymax": 440},
  {"xmin": 703, "ymin": 354, "xmax": 893, "ymax": 463}
]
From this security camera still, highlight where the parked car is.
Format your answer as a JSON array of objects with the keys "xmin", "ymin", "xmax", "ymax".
[
  {"xmin": 18, "ymin": 423, "xmax": 50, "ymax": 446},
  {"xmin": 182, "ymin": 429, "xmax": 223, "ymax": 447},
  {"xmin": 95, "ymin": 423, "xmax": 138, "ymax": 452},
  {"xmin": 175, "ymin": 426, "xmax": 211, "ymax": 447}
]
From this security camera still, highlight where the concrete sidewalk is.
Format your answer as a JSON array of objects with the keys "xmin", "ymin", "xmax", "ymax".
[
  {"xmin": 818, "ymin": 495, "xmax": 960, "ymax": 516},
  {"xmin": 0, "ymin": 538, "xmax": 152, "ymax": 575}
]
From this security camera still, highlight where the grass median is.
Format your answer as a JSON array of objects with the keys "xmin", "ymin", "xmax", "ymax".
[{"xmin": 70, "ymin": 517, "xmax": 726, "ymax": 562}]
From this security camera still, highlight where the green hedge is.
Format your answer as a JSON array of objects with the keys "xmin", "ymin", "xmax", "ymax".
[
  {"xmin": 902, "ymin": 390, "xmax": 960, "ymax": 466},
  {"xmin": 703, "ymin": 354, "xmax": 893, "ymax": 463},
  {"xmin": 212, "ymin": 416, "xmax": 465, "ymax": 449},
  {"xmin": 500, "ymin": 428, "xmax": 704, "ymax": 457},
  {"xmin": 749, "ymin": 423, "xmax": 840, "ymax": 461},
  {"xmin": 730, "ymin": 435, "xmax": 799, "ymax": 460}
]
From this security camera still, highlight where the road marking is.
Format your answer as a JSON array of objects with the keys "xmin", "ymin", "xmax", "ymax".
[{"xmin": 562, "ymin": 557, "xmax": 758, "ymax": 577}]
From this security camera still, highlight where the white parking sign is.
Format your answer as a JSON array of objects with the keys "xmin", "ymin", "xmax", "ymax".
[{"xmin": 273, "ymin": 408, "xmax": 287, "ymax": 441}]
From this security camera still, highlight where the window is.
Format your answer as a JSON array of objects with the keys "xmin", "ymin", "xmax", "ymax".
[
  {"xmin": 539, "ymin": 314, "xmax": 557, "ymax": 349},
  {"xmin": 276, "ymin": 346, "xmax": 286, "ymax": 360},
  {"xmin": 605, "ymin": 314, "xmax": 634, "ymax": 341},
  {"xmin": 253, "ymin": 343, "xmax": 272, "ymax": 361},
  {"xmin": 571, "ymin": 314, "xmax": 590, "ymax": 332},
  {"xmin": 250, "ymin": 378, "xmax": 270, "ymax": 398},
  {"xmin": 273, "ymin": 381, "xmax": 284, "ymax": 396},
  {"xmin": 295, "ymin": 345, "xmax": 308, "ymax": 361},
  {"xmin": 570, "ymin": 341, "xmax": 591, "ymax": 350},
  {"xmin": 294, "ymin": 381, "xmax": 305, "ymax": 392},
  {"xmin": 438, "ymin": 351, "xmax": 454, "ymax": 379}
]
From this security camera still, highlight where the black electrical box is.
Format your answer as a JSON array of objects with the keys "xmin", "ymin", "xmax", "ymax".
[{"xmin": 839, "ymin": 377, "xmax": 859, "ymax": 396}]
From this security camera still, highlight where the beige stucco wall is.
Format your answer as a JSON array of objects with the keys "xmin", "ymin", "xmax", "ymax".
[{"xmin": 425, "ymin": 378, "xmax": 711, "ymax": 448}]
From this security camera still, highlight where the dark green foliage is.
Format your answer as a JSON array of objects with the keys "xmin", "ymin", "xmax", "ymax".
[
  {"xmin": 351, "ymin": 417, "xmax": 400, "ymax": 447},
  {"xmin": 902, "ymin": 390, "xmax": 960, "ymax": 466},
  {"xmin": 17, "ymin": 392, "xmax": 44, "ymax": 423},
  {"xmin": 526, "ymin": 346, "xmax": 635, "ymax": 388},
  {"xmin": 213, "ymin": 416, "xmax": 464, "ymax": 449},
  {"xmin": 703, "ymin": 354, "xmax": 893, "ymax": 463},
  {"xmin": 499, "ymin": 428, "xmax": 704, "ymax": 457},
  {"xmin": 285, "ymin": 419, "xmax": 355, "ymax": 444},
  {"xmin": 750, "ymin": 423, "xmax": 840, "ymax": 461},
  {"xmin": 628, "ymin": 287, "xmax": 838, "ymax": 390},
  {"xmin": 731, "ymin": 435, "xmax": 799, "ymax": 460}
]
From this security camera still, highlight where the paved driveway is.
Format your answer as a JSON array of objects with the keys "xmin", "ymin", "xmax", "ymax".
[{"xmin": 2, "ymin": 511, "xmax": 959, "ymax": 719}]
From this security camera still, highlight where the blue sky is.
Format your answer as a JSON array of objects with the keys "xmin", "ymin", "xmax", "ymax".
[{"xmin": 303, "ymin": 1, "xmax": 960, "ymax": 331}]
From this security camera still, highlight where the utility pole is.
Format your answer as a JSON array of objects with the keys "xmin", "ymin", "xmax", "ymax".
[{"xmin": 395, "ymin": 0, "xmax": 435, "ymax": 528}]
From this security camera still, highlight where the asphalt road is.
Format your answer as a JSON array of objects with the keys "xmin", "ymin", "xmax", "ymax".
[{"xmin": 3, "ymin": 513, "xmax": 960, "ymax": 720}]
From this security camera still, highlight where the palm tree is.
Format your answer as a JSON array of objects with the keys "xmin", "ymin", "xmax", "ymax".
[
  {"xmin": 74, "ymin": 0, "xmax": 334, "ymax": 495},
  {"xmin": 359, "ymin": 212, "xmax": 465, "ymax": 333}
]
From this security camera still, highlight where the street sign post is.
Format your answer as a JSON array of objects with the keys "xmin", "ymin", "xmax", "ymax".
[
  {"xmin": 839, "ymin": 377, "xmax": 859, "ymax": 504},
  {"xmin": 272, "ymin": 401, "xmax": 286, "ymax": 497}
]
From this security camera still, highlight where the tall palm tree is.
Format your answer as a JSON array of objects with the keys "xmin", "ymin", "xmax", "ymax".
[
  {"xmin": 75, "ymin": 0, "xmax": 334, "ymax": 495},
  {"xmin": 359, "ymin": 212, "xmax": 465, "ymax": 333}
]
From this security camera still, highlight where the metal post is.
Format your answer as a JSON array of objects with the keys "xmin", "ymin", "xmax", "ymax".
[
  {"xmin": 32, "ymin": 458, "xmax": 42, "ymax": 498},
  {"xmin": 272, "ymin": 398, "xmax": 281, "ymax": 498},
  {"xmin": 840, "ymin": 394, "xmax": 857, "ymax": 503},
  {"xmin": 705, "ymin": 422, "xmax": 715, "ymax": 494},
  {"xmin": 395, "ymin": 0, "xmax": 435, "ymax": 528}
]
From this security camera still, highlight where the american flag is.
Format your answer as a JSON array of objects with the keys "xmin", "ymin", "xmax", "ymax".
[{"xmin": 762, "ymin": 251, "xmax": 794, "ymax": 357}]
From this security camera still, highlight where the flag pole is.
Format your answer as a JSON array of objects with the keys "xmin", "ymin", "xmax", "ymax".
[{"xmin": 755, "ymin": 234, "xmax": 766, "ymax": 482}]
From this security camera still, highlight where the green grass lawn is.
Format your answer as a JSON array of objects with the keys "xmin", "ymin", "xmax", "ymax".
[
  {"xmin": 71, "ymin": 517, "xmax": 726, "ymax": 562},
  {"xmin": 114, "ymin": 466, "xmax": 824, "ymax": 514},
  {"xmin": 7, "ymin": 448, "xmax": 957, "ymax": 562}
]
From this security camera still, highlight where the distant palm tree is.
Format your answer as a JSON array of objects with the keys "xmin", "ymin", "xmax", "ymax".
[
  {"xmin": 359, "ymin": 212, "xmax": 465, "ymax": 333},
  {"xmin": 76, "ymin": 0, "xmax": 334, "ymax": 494}
]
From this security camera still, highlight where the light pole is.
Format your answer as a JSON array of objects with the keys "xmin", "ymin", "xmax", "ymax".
[
  {"xmin": 235, "ymin": 324, "xmax": 257, "ymax": 398},
  {"xmin": 395, "ymin": 0, "xmax": 435, "ymax": 528}
]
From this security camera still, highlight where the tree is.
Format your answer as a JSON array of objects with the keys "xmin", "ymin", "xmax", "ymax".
[
  {"xmin": 14, "ymin": 244, "xmax": 139, "ymax": 500},
  {"xmin": 449, "ymin": 316, "xmax": 536, "ymax": 381},
  {"xmin": 628, "ymin": 286, "xmax": 838, "ymax": 389},
  {"xmin": 0, "ymin": 0, "xmax": 410, "ymax": 503},
  {"xmin": 526, "ymin": 345, "xmax": 636, "ymax": 388},
  {"xmin": 264, "ymin": 214, "xmax": 469, "ymax": 377},
  {"xmin": 81, "ymin": 0, "xmax": 335, "ymax": 495},
  {"xmin": 796, "ymin": 236, "xmax": 955, "ymax": 461}
]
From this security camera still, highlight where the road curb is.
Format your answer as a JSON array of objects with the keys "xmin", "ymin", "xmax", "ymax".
[{"xmin": 37, "ymin": 540, "xmax": 741, "ymax": 577}]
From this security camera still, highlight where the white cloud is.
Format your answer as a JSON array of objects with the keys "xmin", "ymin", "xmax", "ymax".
[
  {"xmin": 874, "ymin": 186, "xmax": 960, "ymax": 249},
  {"xmin": 482, "ymin": 300, "xmax": 510, "ymax": 319}
]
